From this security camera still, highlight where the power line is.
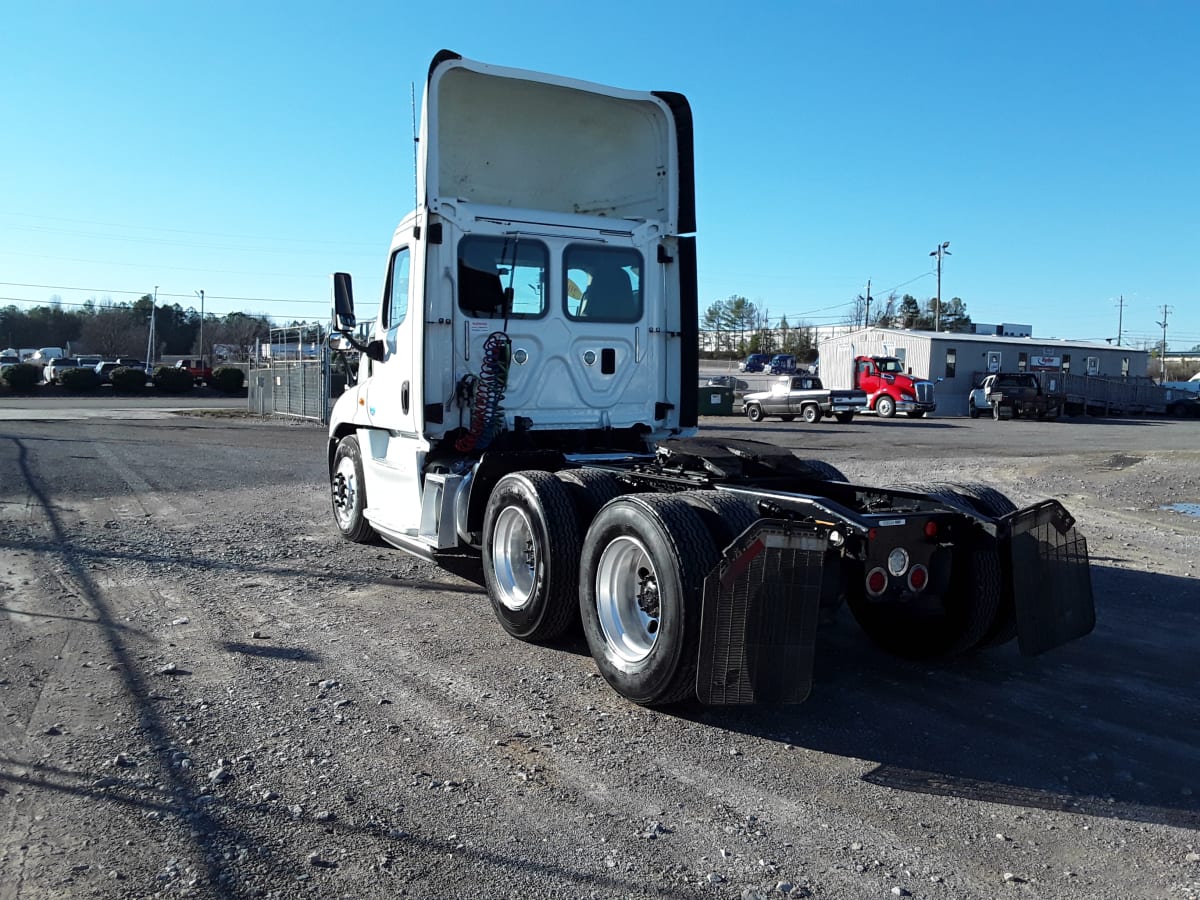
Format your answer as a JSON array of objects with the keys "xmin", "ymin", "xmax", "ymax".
[
  {"xmin": 0, "ymin": 282, "xmax": 324, "ymax": 305},
  {"xmin": 0, "ymin": 295, "xmax": 323, "ymax": 322},
  {"xmin": 0, "ymin": 211, "xmax": 379, "ymax": 248}
]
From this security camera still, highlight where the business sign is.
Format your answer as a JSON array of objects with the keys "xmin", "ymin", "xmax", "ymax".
[{"xmin": 1030, "ymin": 356, "xmax": 1061, "ymax": 369}]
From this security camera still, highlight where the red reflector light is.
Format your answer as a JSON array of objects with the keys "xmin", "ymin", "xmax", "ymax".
[
  {"xmin": 924, "ymin": 520, "xmax": 938, "ymax": 538},
  {"xmin": 866, "ymin": 567, "xmax": 887, "ymax": 596},
  {"xmin": 908, "ymin": 564, "xmax": 929, "ymax": 591},
  {"xmin": 867, "ymin": 528, "xmax": 878, "ymax": 541}
]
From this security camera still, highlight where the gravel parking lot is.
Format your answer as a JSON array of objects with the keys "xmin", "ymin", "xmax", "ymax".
[{"xmin": 1, "ymin": 401, "xmax": 1198, "ymax": 899}]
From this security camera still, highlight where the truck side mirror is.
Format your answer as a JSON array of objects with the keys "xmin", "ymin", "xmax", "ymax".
[
  {"xmin": 332, "ymin": 272, "xmax": 356, "ymax": 333},
  {"xmin": 365, "ymin": 339, "xmax": 386, "ymax": 363}
]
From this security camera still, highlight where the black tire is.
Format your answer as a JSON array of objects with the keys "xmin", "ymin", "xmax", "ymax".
[
  {"xmin": 848, "ymin": 481, "xmax": 1002, "ymax": 657},
  {"xmin": 796, "ymin": 458, "xmax": 847, "ymax": 482},
  {"xmin": 947, "ymin": 482, "xmax": 1019, "ymax": 648},
  {"xmin": 482, "ymin": 471, "xmax": 582, "ymax": 641},
  {"xmin": 834, "ymin": 411, "xmax": 855, "ymax": 424},
  {"xmin": 330, "ymin": 435, "xmax": 378, "ymax": 544},
  {"xmin": 949, "ymin": 482, "xmax": 1018, "ymax": 517},
  {"xmin": 746, "ymin": 404, "xmax": 764, "ymax": 423},
  {"xmin": 802, "ymin": 404, "xmax": 821, "ymax": 424},
  {"xmin": 679, "ymin": 489, "xmax": 760, "ymax": 549},
  {"xmin": 969, "ymin": 404, "xmax": 980, "ymax": 418},
  {"xmin": 579, "ymin": 494, "xmax": 719, "ymax": 706},
  {"xmin": 875, "ymin": 395, "xmax": 896, "ymax": 418},
  {"xmin": 555, "ymin": 469, "xmax": 627, "ymax": 533},
  {"xmin": 846, "ymin": 546, "xmax": 1001, "ymax": 659}
]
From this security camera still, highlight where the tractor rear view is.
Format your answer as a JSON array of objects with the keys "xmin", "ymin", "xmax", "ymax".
[{"xmin": 325, "ymin": 51, "xmax": 1094, "ymax": 706}]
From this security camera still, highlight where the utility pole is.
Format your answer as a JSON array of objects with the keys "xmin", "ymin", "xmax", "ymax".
[
  {"xmin": 1156, "ymin": 305, "xmax": 1170, "ymax": 381},
  {"xmin": 929, "ymin": 241, "xmax": 951, "ymax": 331},
  {"xmin": 145, "ymin": 286, "xmax": 158, "ymax": 370},
  {"xmin": 1116, "ymin": 294, "xmax": 1124, "ymax": 346},
  {"xmin": 864, "ymin": 279, "xmax": 872, "ymax": 328},
  {"xmin": 195, "ymin": 290, "xmax": 205, "ymax": 362}
]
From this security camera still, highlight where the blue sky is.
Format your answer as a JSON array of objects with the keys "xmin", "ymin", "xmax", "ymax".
[{"xmin": 2, "ymin": 1, "xmax": 1197, "ymax": 350}]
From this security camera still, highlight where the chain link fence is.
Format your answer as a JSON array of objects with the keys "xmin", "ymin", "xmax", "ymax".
[{"xmin": 248, "ymin": 326, "xmax": 345, "ymax": 424}]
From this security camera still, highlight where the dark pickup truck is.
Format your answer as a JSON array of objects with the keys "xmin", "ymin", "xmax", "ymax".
[
  {"xmin": 742, "ymin": 375, "xmax": 870, "ymax": 424},
  {"xmin": 973, "ymin": 372, "xmax": 1066, "ymax": 420}
]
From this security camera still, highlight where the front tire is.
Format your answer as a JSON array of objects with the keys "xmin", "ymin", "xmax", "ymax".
[
  {"xmin": 483, "ymin": 471, "xmax": 582, "ymax": 641},
  {"xmin": 580, "ymin": 494, "xmax": 719, "ymax": 706},
  {"xmin": 745, "ymin": 404, "xmax": 765, "ymax": 423},
  {"xmin": 875, "ymin": 395, "xmax": 896, "ymax": 418},
  {"xmin": 331, "ymin": 435, "xmax": 377, "ymax": 544}
]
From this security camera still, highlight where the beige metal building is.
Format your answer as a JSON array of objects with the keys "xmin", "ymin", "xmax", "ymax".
[{"xmin": 818, "ymin": 328, "xmax": 1152, "ymax": 417}]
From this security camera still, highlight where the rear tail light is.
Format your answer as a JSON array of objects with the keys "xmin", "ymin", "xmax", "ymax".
[
  {"xmin": 908, "ymin": 564, "xmax": 929, "ymax": 592},
  {"xmin": 924, "ymin": 520, "xmax": 938, "ymax": 539},
  {"xmin": 865, "ymin": 567, "xmax": 887, "ymax": 596}
]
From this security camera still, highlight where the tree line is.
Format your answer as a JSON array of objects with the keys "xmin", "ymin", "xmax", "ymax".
[
  {"xmin": 0, "ymin": 297, "xmax": 280, "ymax": 363},
  {"xmin": 703, "ymin": 292, "xmax": 974, "ymax": 358}
]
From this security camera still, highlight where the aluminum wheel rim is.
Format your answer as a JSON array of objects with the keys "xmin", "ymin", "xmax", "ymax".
[
  {"xmin": 595, "ymin": 535, "xmax": 659, "ymax": 664},
  {"xmin": 492, "ymin": 506, "xmax": 536, "ymax": 611},
  {"xmin": 332, "ymin": 456, "xmax": 358, "ymax": 529}
]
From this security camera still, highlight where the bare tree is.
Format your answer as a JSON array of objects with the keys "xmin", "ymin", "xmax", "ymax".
[
  {"xmin": 79, "ymin": 308, "xmax": 142, "ymax": 357},
  {"xmin": 211, "ymin": 313, "xmax": 271, "ymax": 362}
]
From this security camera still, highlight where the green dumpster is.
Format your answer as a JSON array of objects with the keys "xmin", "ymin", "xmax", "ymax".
[{"xmin": 697, "ymin": 384, "xmax": 735, "ymax": 416}]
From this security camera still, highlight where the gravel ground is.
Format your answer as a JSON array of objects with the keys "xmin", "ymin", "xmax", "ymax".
[{"xmin": 0, "ymin": 409, "xmax": 1198, "ymax": 899}]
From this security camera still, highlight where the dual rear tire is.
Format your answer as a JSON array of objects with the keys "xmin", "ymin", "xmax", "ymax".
[{"xmin": 483, "ymin": 473, "xmax": 758, "ymax": 706}]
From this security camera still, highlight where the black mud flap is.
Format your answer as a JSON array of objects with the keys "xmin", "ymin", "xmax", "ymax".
[
  {"xmin": 696, "ymin": 521, "xmax": 836, "ymax": 705},
  {"xmin": 1005, "ymin": 501, "xmax": 1095, "ymax": 656}
]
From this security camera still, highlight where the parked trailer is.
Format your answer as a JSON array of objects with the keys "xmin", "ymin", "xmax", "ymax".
[{"xmin": 326, "ymin": 52, "xmax": 1094, "ymax": 706}]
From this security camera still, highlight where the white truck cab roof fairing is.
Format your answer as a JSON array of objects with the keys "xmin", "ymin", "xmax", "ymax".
[{"xmin": 419, "ymin": 51, "xmax": 694, "ymax": 235}]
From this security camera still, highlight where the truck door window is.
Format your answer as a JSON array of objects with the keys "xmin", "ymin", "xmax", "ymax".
[
  {"xmin": 383, "ymin": 248, "xmax": 410, "ymax": 328},
  {"xmin": 565, "ymin": 245, "xmax": 643, "ymax": 322},
  {"xmin": 458, "ymin": 236, "xmax": 548, "ymax": 319}
]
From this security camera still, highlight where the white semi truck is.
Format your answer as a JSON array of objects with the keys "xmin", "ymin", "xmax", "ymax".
[{"xmin": 326, "ymin": 51, "xmax": 1094, "ymax": 706}]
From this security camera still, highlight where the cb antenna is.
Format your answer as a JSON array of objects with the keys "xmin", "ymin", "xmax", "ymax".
[{"xmin": 411, "ymin": 82, "xmax": 419, "ymax": 209}]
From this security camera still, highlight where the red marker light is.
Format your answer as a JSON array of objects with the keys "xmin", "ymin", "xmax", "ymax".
[
  {"xmin": 924, "ymin": 520, "xmax": 938, "ymax": 539},
  {"xmin": 908, "ymin": 565, "xmax": 929, "ymax": 592},
  {"xmin": 866, "ymin": 568, "xmax": 887, "ymax": 596}
]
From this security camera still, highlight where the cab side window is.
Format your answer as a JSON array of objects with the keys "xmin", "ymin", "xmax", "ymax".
[{"xmin": 382, "ymin": 248, "xmax": 410, "ymax": 329}]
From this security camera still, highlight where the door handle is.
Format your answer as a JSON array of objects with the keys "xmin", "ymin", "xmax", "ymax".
[{"xmin": 401, "ymin": 381, "xmax": 410, "ymax": 415}]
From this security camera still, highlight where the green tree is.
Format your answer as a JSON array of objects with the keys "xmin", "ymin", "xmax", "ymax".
[{"xmin": 898, "ymin": 295, "xmax": 922, "ymax": 328}]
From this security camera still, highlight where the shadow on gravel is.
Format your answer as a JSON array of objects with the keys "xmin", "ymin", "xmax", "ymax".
[
  {"xmin": 0, "ymin": 756, "xmax": 692, "ymax": 897},
  {"xmin": 221, "ymin": 641, "xmax": 321, "ymax": 662},
  {"xmin": 702, "ymin": 420, "xmax": 960, "ymax": 432},
  {"xmin": 4, "ymin": 436, "xmax": 256, "ymax": 891},
  {"xmin": 691, "ymin": 563, "xmax": 1200, "ymax": 832}
]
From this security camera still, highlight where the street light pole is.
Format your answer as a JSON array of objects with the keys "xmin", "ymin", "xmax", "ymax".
[
  {"xmin": 145, "ymin": 285, "xmax": 158, "ymax": 370},
  {"xmin": 195, "ymin": 290, "xmax": 205, "ymax": 363},
  {"xmin": 929, "ymin": 241, "xmax": 951, "ymax": 331}
]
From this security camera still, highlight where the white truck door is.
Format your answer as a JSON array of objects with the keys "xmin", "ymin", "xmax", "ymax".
[{"xmin": 361, "ymin": 244, "xmax": 424, "ymax": 531}]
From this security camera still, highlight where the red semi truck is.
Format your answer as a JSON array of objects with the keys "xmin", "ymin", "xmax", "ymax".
[{"xmin": 852, "ymin": 355, "xmax": 937, "ymax": 418}]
